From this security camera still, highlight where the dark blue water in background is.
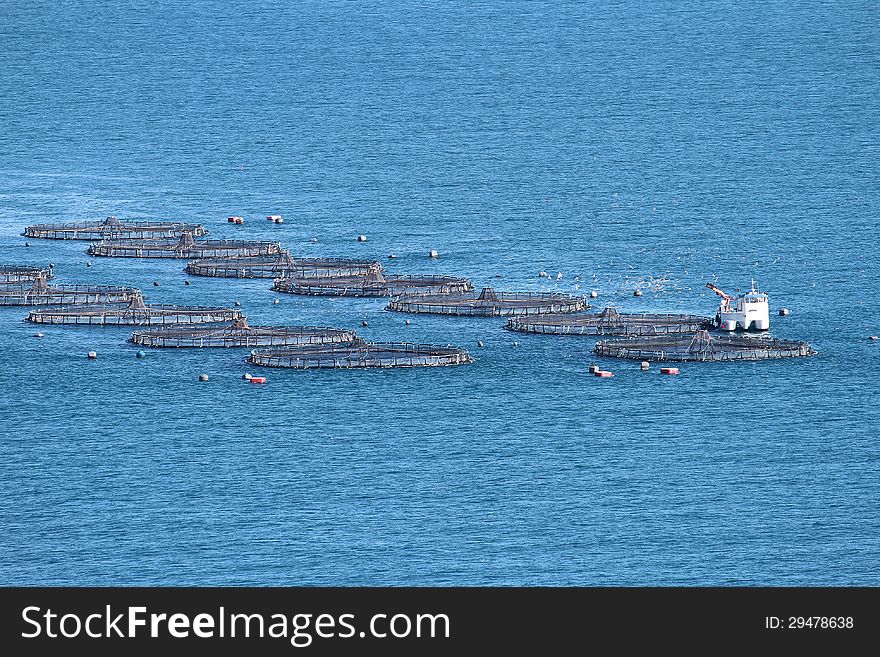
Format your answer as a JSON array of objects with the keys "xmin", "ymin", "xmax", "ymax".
[{"xmin": 0, "ymin": 1, "xmax": 877, "ymax": 585}]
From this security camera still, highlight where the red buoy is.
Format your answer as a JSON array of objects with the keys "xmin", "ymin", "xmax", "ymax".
[
  {"xmin": 660, "ymin": 367, "xmax": 680, "ymax": 375},
  {"xmin": 250, "ymin": 377, "xmax": 267, "ymax": 384},
  {"xmin": 594, "ymin": 370, "xmax": 613, "ymax": 378}
]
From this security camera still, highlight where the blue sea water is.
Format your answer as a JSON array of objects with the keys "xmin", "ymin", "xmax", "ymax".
[{"xmin": 0, "ymin": 0, "xmax": 878, "ymax": 585}]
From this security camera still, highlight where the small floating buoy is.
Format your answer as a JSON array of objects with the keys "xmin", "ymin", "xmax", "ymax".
[
  {"xmin": 273, "ymin": 298, "xmax": 280, "ymax": 304},
  {"xmin": 779, "ymin": 307, "xmax": 790, "ymax": 316},
  {"xmin": 274, "ymin": 217, "xmax": 284, "ymax": 224},
  {"xmin": 86, "ymin": 261, "xmax": 92, "ymax": 267},
  {"xmin": 388, "ymin": 254, "xmax": 397, "ymax": 259},
  {"xmin": 513, "ymin": 341, "xmax": 519, "ymax": 346},
  {"xmin": 25, "ymin": 242, "xmax": 30, "ymax": 247},
  {"xmin": 588, "ymin": 364, "xmax": 599, "ymax": 374},
  {"xmin": 660, "ymin": 367, "xmax": 680, "ymax": 375},
  {"xmin": 357, "ymin": 235, "xmax": 367, "ymax": 242},
  {"xmin": 590, "ymin": 290, "xmax": 598, "ymax": 299},
  {"xmin": 477, "ymin": 341, "xmax": 484, "ymax": 347},
  {"xmin": 227, "ymin": 216, "xmax": 244, "ymax": 224},
  {"xmin": 538, "ymin": 271, "xmax": 547, "ymax": 278},
  {"xmin": 184, "ymin": 280, "xmax": 191, "ymax": 285},
  {"xmin": 267, "ymin": 215, "xmax": 282, "ymax": 222},
  {"xmin": 33, "ymin": 332, "xmax": 44, "ymax": 338},
  {"xmin": 869, "ymin": 336, "xmax": 878, "ymax": 341},
  {"xmin": 640, "ymin": 361, "xmax": 650, "ymax": 371},
  {"xmin": 153, "ymin": 281, "xmax": 160, "ymax": 286},
  {"xmin": 198, "ymin": 373, "xmax": 209, "ymax": 381},
  {"xmin": 250, "ymin": 376, "xmax": 267, "ymax": 384},
  {"xmin": 429, "ymin": 250, "xmax": 439, "ymax": 258},
  {"xmin": 87, "ymin": 351, "xmax": 97, "ymax": 359},
  {"xmin": 243, "ymin": 373, "xmax": 253, "ymax": 380},
  {"xmin": 405, "ymin": 319, "xmax": 411, "ymax": 325},
  {"xmin": 136, "ymin": 350, "xmax": 146, "ymax": 359},
  {"xmin": 594, "ymin": 370, "xmax": 613, "ymax": 378},
  {"xmin": 234, "ymin": 301, "xmax": 241, "ymax": 307},
  {"xmin": 310, "ymin": 238, "xmax": 318, "ymax": 243},
  {"xmin": 362, "ymin": 320, "xmax": 368, "ymax": 327},
  {"xmin": 634, "ymin": 289, "xmax": 643, "ymax": 297}
]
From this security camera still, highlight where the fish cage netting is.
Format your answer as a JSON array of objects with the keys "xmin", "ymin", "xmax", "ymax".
[
  {"xmin": 22, "ymin": 216, "xmax": 207, "ymax": 240},
  {"xmin": 1, "ymin": 265, "xmax": 54, "ymax": 283},
  {"xmin": 387, "ymin": 286, "xmax": 588, "ymax": 316},
  {"xmin": 273, "ymin": 273, "xmax": 473, "ymax": 297},
  {"xmin": 130, "ymin": 320, "xmax": 359, "ymax": 348},
  {"xmin": 506, "ymin": 307, "xmax": 713, "ymax": 336},
  {"xmin": 26, "ymin": 294, "xmax": 242, "ymax": 325},
  {"xmin": 86, "ymin": 232, "xmax": 281, "ymax": 259},
  {"xmin": 594, "ymin": 330, "xmax": 817, "ymax": 362},
  {"xmin": 248, "ymin": 341, "xmax": 474, "ymax": 369},
  {"xmin": 185, "ymin": 252, "xmax": 383, "ymax": 279},
  {"xmin": 0, "ymin": 278, "xmax": 138, "ymax": 306}
]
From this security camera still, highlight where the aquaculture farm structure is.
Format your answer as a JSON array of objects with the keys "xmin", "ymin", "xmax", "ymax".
[
  {"xmin": 248, "ymin": 341, "xmax": 474, "ymax": 369},
  {"xmin": 23, "ymin": 216, "xmax": 207, "ymax": 240},
  {"xmin": 387, "ymin": 286, "xmax": 588, "ymax": 316},
  {"xmin": 86, "ymin": 232, "xmax": 281, "ymax": 259},
  {"xmin": 185, "ymin": 251, "xmax": 382, "ymax": 279},
  {"xmin": 26, "ymin": 292, "xmax": 242, "ymax": 325},
  {"xmin": 130, "ymin": 319, "xmax": 358, "ymax": 348},
  {"xmin": 1, "ymin": 264, "xmax": 53, "ymax": 283},
  {"xmin": 273, "ymin": 271, "xmax": 472, "ymax": 297},
  {"xmin": 0, "ymin": 274, "xmax": 138, "ymax": 306},
  {"xmin": 507, "ymin": 307, "xmax": 713, "ymax": 336},
  {"xmin": 594, "ymin": 330, "xmax": 816, "ymax": 362}
]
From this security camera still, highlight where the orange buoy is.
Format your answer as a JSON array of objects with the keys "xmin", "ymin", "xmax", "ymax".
[
  {"xmin": 660, "ymin": 367, "xmax": 680, "ymax": 375},
  {"xmin": 250, "ymin": 376, "xmax": 267, "ymax": 384}
]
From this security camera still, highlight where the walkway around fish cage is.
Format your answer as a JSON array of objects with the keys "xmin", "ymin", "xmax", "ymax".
[
  {"xmin": 594, "ymin": 330, "xmax": 816, "ymax": 361},
  {"xmin": 185, "ymin": 251, "xmax": 382, "ymax": 278},
  {"xmin": 273, "ymin": 271, "xmax": 472, "ymax": 297},
  {"xmin": 130, "ymin": 319, "xmax": 358, "ymax": 348},
  {"xmin": 386, "ymin": 286, "xmax": 588, "ymax": 316},
  {"xmin": 26, "ymin": 292, "xmax": 242, "ymax": 325},
  {"xmin": 0, "ymin": 274, "xmax": 138, "ymax": 306},
  {"xmin": 86, "ymin": 231, "xmax": 281, "ymax": 259},
  {"xmin": 248, "ymin": 340, "xmax": 474, "ymax": 369},
  {"xmin": 22, "ymin": 216, "xmax": 207, "ymax": 240},
  {"xmin": 507, "ymin": 307, "xmax": 713, "ymax": 336},
  {"xmin": 0, "ymin": 264, "xmax": 54, "ymax": 283}
]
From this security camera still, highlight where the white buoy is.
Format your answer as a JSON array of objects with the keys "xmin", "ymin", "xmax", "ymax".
[
  {"xmin": 198, "ymin": 373, "xmax": 209, "ymax": 381},
  {"xmin": 588, "ymin": 364, "xmax": 599, "ymax": 374},
  {"xmin": 640, "ymin": 361, "xmax": 650, "ymax": 371},
  {"xmin": 513, "ymin": 341, "xmax": 519, "ymax": 346},
  {"xmin": 310, "ymin": 238, "xmax": 318, "ymax": 243},
  {"xmin": 153, "ymin": 281, "xmax": 160, "ymax": 286},
  {"xmin": 405, "ymin": 319, "xmax": 411, "ymax": 325},
  {"xmin": 184, "ymin": 280, "xmax": 191, "ymax": 285},
  {"xmin": 477, "ymin": 341, "xmax": 484, "ymax": 347},
  {"xmin": 388, "ymin": 254, "xmax": 397, "ymax": 259},
  {"xmin": 590, "ymin": 290, "xmax": 598, "ymax": 299},
  {"xmin": 87, "ymin": 351, "xmax": 97, "ymax": 359},
  {"xmin": 33, "ymin": 332, "xmax": 44, "ymax": 338},
  {"xmin": 234, "ymin": 301, "xmax": 241, "ymax": 307},
  {"xmin": 429, "ymin": 250, "xmax": 439, "ymax": 258},
  {"xmin": 362, "ymin": 320, "xmax": 368, "ymax": 327},
  {"xmin": 634, "ymin": 289, "xmax": 643, "ymax": 297},
  {"xmin": 273, "ymin": 298, "xmax": 280, "ymax": 304},
  {"xmin": 779, "ymin": 308, "xmax": 790, "ymax": 316},
  {"xmin": 25, "ymin": 242, "xmax": 30, "ymax": 247},
  {"xmin": 243, "ymin": 373, "xmax": 253, "ymax": 380},
  {"xmin": 357, "ymin": 235, "xmax": 367, "ymax": 242},
  {"xmin": 538, "ymin": 271, "xmax": 547, "ymax": 278},
  {"xmin": 86, "ymin": 261, "xmax": 92, "ymax": 267}
]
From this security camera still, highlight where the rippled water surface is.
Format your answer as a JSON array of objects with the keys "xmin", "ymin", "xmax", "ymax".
[{"xmin": 0, "ymin": 1, "xmax": 878, "ymax": 584}]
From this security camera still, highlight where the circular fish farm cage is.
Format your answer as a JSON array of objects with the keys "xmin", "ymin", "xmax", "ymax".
[
  {"xmin": 26, "ymin": 293, "xmax": 242, "ymax": 325},
  {"xmin": 0, "ymin": 275, "xmax": 138, "ymax": 306},
  {"xmin": 22, "ymin": 216, "xmax": 207, "ymax": 240},
  {"xmin": 507, "ymin": 307, "xmax": 713, "ymax": 336},
  {"xmin": 130, "ymin": 319, "xmax": 359, "ymax": 348},
  {"xmin": 185, "ymin": 251, "xmax": 382, "ymax": 279},
  {"xmin": 387, "ymin": 286, "xmax": 588, "ymax": 316},
  {"xmin": 248, "ymin": 341, "xmax": 474, "ymax": 369},
  {"xmin": 272, "ymin": 271, "xmax": 473, "ymax": 297},
  {"xmin": 594, "ymin": 330, "xmax": 817, "ymax": 362},
  {"xmin": 1, "ymin": 265, "xmax": 53, "ymax": 283},
  {"xmin": 86, "ymin": 232, "xmax": 281, "ymax": 259}
]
